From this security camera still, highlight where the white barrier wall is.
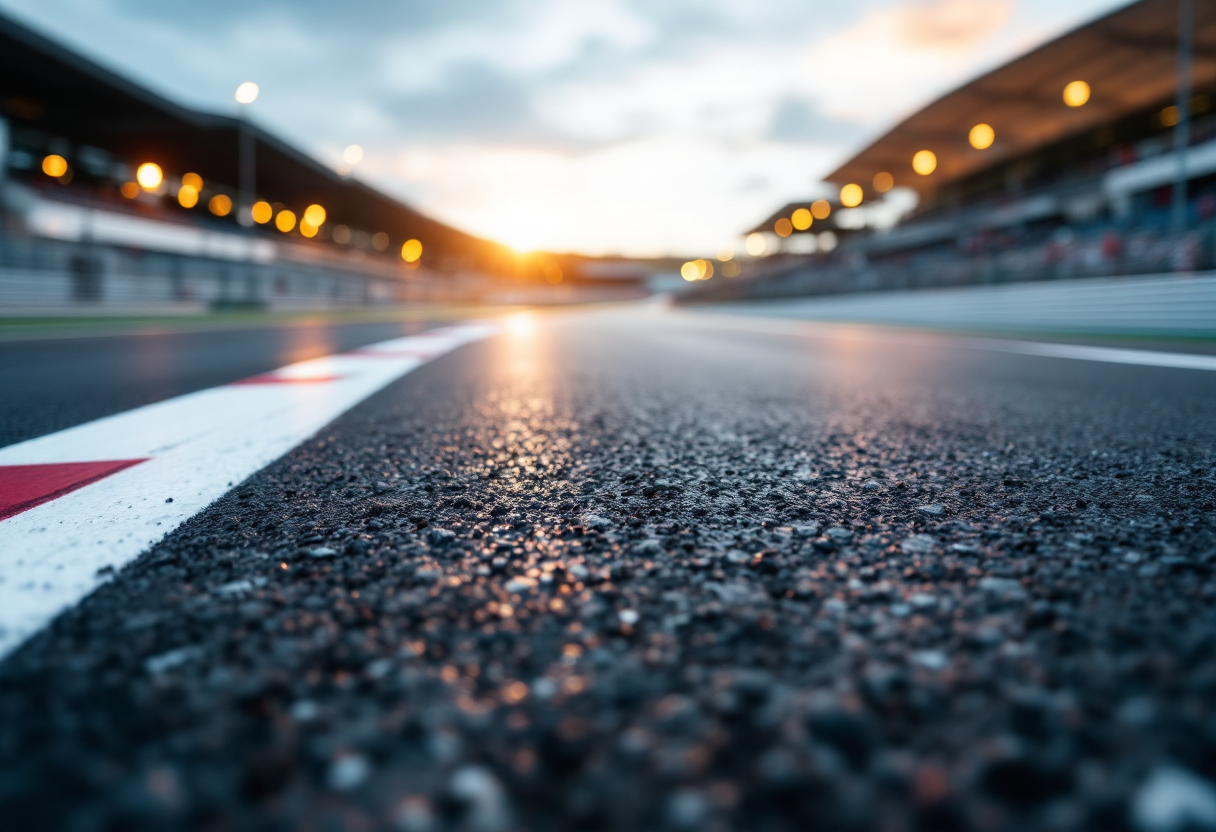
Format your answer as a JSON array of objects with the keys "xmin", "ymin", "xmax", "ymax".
[
  {"xmin": 0, "ymin": 259, "xmax": 383, "ymax": 315},
  {"xmin": 0, "ymin": 186, "xmax": 463, "ymax": 314},
  {"xmin": 709, "ymin": 273, "xmax": 1216, "ymax": 337}
]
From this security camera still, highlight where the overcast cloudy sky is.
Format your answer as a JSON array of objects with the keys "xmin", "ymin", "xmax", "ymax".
[{"xmin": 1, "ymin": 0, "xmax": 1125, "ymax": 256}]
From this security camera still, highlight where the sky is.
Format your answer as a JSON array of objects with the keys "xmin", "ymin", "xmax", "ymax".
[{"xmin": 1, "ymin": 0, "xmax": 1128, "ymax": 256}]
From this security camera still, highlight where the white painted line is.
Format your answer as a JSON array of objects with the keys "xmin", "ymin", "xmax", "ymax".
[
  {"xmin": 0, "ymin": 322, "xmax": 496, "ymax": 658},
  {"xmin": 962, "ymin": 338, "xmax": 1216, "ymax": 371},
  {"xmin": 677, "ymin": 312, "xmax": 1216, "ymax": 372}
]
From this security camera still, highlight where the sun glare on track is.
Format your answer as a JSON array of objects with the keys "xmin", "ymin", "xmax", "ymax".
[{"xmin": 505, "ymin": 312, "xmax": 537, "ymax": 338}]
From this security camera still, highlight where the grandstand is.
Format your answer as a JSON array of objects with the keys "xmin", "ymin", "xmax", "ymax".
[
  {"xmin": 0, "ymin": 11, "xmax": 647, "ymax": 313},
  {"xmin": 694, "ymin": 0, "xmax": 1216, "ymax": 302}
]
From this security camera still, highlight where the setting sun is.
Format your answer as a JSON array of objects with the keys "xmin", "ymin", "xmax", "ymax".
[{"xmin": 505, "ymin": 311, "xmax": 536, "ymax": 337}]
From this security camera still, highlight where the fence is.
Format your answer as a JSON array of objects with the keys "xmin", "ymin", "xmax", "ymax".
[{"xmin": 0, "ymin": 230, "xmax": 478, "ymax": 315}]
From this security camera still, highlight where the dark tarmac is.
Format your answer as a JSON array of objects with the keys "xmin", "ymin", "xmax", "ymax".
[
  {"xmin": 0, "ymin": 318, "xmax": 445, "ymax": 447},
  {"xmin": 2, "ymin": 307, "xmax": 1215, "ymax": 832}
]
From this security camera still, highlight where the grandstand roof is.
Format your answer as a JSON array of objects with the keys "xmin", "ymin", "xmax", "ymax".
[
  {"xmin": 0, "ymin": 11, "xmax": 512, "ymax": 271},
  {"xmin": 824, "ymin": 0, "xmax": 1216, "ymax": 199}
]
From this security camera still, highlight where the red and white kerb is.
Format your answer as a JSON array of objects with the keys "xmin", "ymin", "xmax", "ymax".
[{"xmin": 0, "ymin": 323, "xmax": 496, "ymax": 658}]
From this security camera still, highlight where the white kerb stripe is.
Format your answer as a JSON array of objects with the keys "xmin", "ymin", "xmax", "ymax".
[{"xmin": 0, "ymin": 322, "xmax": 496, "ymax": 659}]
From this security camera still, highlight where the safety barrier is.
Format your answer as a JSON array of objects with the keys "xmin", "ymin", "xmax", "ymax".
[{"xmin": 705, "ymin": 272, "xmax": 1216, "ymax": 337}]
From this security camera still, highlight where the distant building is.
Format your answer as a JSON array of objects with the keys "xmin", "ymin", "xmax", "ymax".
[
  {"xmin": 711, "ymin": 0, "xmax": 1216, "ymax": 302},
  {"xmin": 0, "ymin": 11, "xmax": 523, "ymax": 312}
]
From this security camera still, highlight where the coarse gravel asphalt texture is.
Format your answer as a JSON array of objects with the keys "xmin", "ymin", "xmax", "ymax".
[{"xmin": 2, "ymin": 308, "xmax": 1216, "ymax": 832}]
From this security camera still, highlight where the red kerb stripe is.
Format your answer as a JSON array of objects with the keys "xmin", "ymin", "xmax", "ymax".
[{"xmin": 0, "ymin": 459, "xmax": 148, "ymax": 521}]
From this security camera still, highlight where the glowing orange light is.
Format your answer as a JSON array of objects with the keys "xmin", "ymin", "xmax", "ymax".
[
  {"xmin": 136, "ymin": 162, "xmax": 163, "ymax": 190},
  {"xmin": 208, "ymin": 194, "xmax": 232, "ymax": 216},
  {"xmin": 401, "ymin": 238, "xmax": 423, "ymax": 262},
  {"xmin": 1160, "ymin": 105, "xmax": 1180, "ymax": 127},
  {"xmin": 791, "ymin": 208, "xmax": 812, "ymax": 231},
  {"xmin": 502, "ymin": 681, "xmax": 529, "ymax": 705},
  {"xmin": 774, "ymin": 217, "xmax": 793, "ymax": 237},
  {"xmin": 912, "ymin": 150, "xmax": 937, "ymax": 175},
  {"xmin": 120, "ymin": 182, "xmax": 140, "ymax": 199},
  {"xmin": 275, "ymin": 210, "xmax": 297, "ymax": 232},
  {"xmin": 873, "ymin": 171, "xmax": 894, "ymax": 193},
  {"xmin": 543, "ymin": 263, "xmax": 563, "ymax": 284},
  {"xmin": 42, "ymin": 154, "xmax": 68, "ymax": 177},
  {"xmin": 251, "ymin": 201, "xmax": 273, "ymax": 224},
  {"xmin": 299, "ymin": 221, "xmax": 318, "ymax": 238},
  {"xmin": 678, "ymin": 260, "xmax": 712, "ymax": 281},
  {"xmin": 182, "ymin": 172, "xmax": 203, "ymax": 190},
  {"xmin": 840, "ymin": 183, "xmax": 863, "ymax": 207},
  {"xmin": 969, "ymin": 123, "xmax": 995, "ymax": 150},
  {"xmin": 1063, "ymin": 80, "xmax": 1090, "ymax": 107},
  {"xmin": 303, "ymin": 204, "xmax": 326, "ymax": 227},
  {"xmin": 178, "ymin": 185, "xmax": 199, "ymax": 208},
  {"xmin": 811, "ymin": 199, "xmax": 831, "ymax": 220}
]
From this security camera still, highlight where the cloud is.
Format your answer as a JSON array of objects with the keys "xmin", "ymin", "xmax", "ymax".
[
  {"xmin": 0, "ymin": 0, "xmax": 1127, "ymax": 256},
  {"xmin": 375, "ymin": 138, "xmax": 841, "ymax": 256},
  {"xmin": 767, "ymin": 99, "xmax": 869, "ymax": 144},
  {"xmin": 376, "ymin": 65, "xmax": 550, "ymax": 144},
  {"xmin": 899, "ymin": 0, "xmax": 1011, "ymax": 48},
  {"xmin": 377, "ymin": 0, "xmax": 653, "ymax": 92},
  {"xmin": 800, "ymin": 0, "xmax": 1011, "ymax": 124}
]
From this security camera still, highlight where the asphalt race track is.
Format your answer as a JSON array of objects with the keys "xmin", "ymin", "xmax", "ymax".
[
  {"xmin": 2, "ymin": 307, "xmax": 1215, "ymax": 832},
  {"xmin": 0, "ymin": 318, "xmax": 445, "ymax": 448}
]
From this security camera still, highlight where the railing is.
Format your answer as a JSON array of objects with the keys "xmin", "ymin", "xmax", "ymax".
[
  {"xmin": 686, "ymin": 225, "xmax": 1216, "ymax": 304},
  {"xmin": 0, "ymin": 229, "xmax": 479, "ymax": 313}
]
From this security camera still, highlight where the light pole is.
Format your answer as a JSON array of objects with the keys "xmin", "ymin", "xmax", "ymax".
[
  {"xmin": 1172, "ymin": 0, "xmax": 1193, "ymax": 240},
  {"xmin": 342, "ymin": 144, "xmax": 364, "ymax": 179},
  {"xmin": 235, "ymin": 81, "xmax": 259, "ymax": 227}
]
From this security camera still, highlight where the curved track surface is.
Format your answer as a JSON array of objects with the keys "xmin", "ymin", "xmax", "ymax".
[{"xmin": 2, "ymin": 307, "xmax": 1215, "ymax": 832}]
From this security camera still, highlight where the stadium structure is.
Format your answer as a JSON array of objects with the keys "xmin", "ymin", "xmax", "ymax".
[
  {"xmin": 694, "ymin": 0, "xmax": 1216, "ymax": 302},
  {"xmin": 0, "ymin": 12, "xmax": 646, "ymax": 314}
]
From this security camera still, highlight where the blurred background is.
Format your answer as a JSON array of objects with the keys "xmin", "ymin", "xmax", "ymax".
[{"xmin": 0, "ymin": 0, "xmax": 1213, "ymax": 326}]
